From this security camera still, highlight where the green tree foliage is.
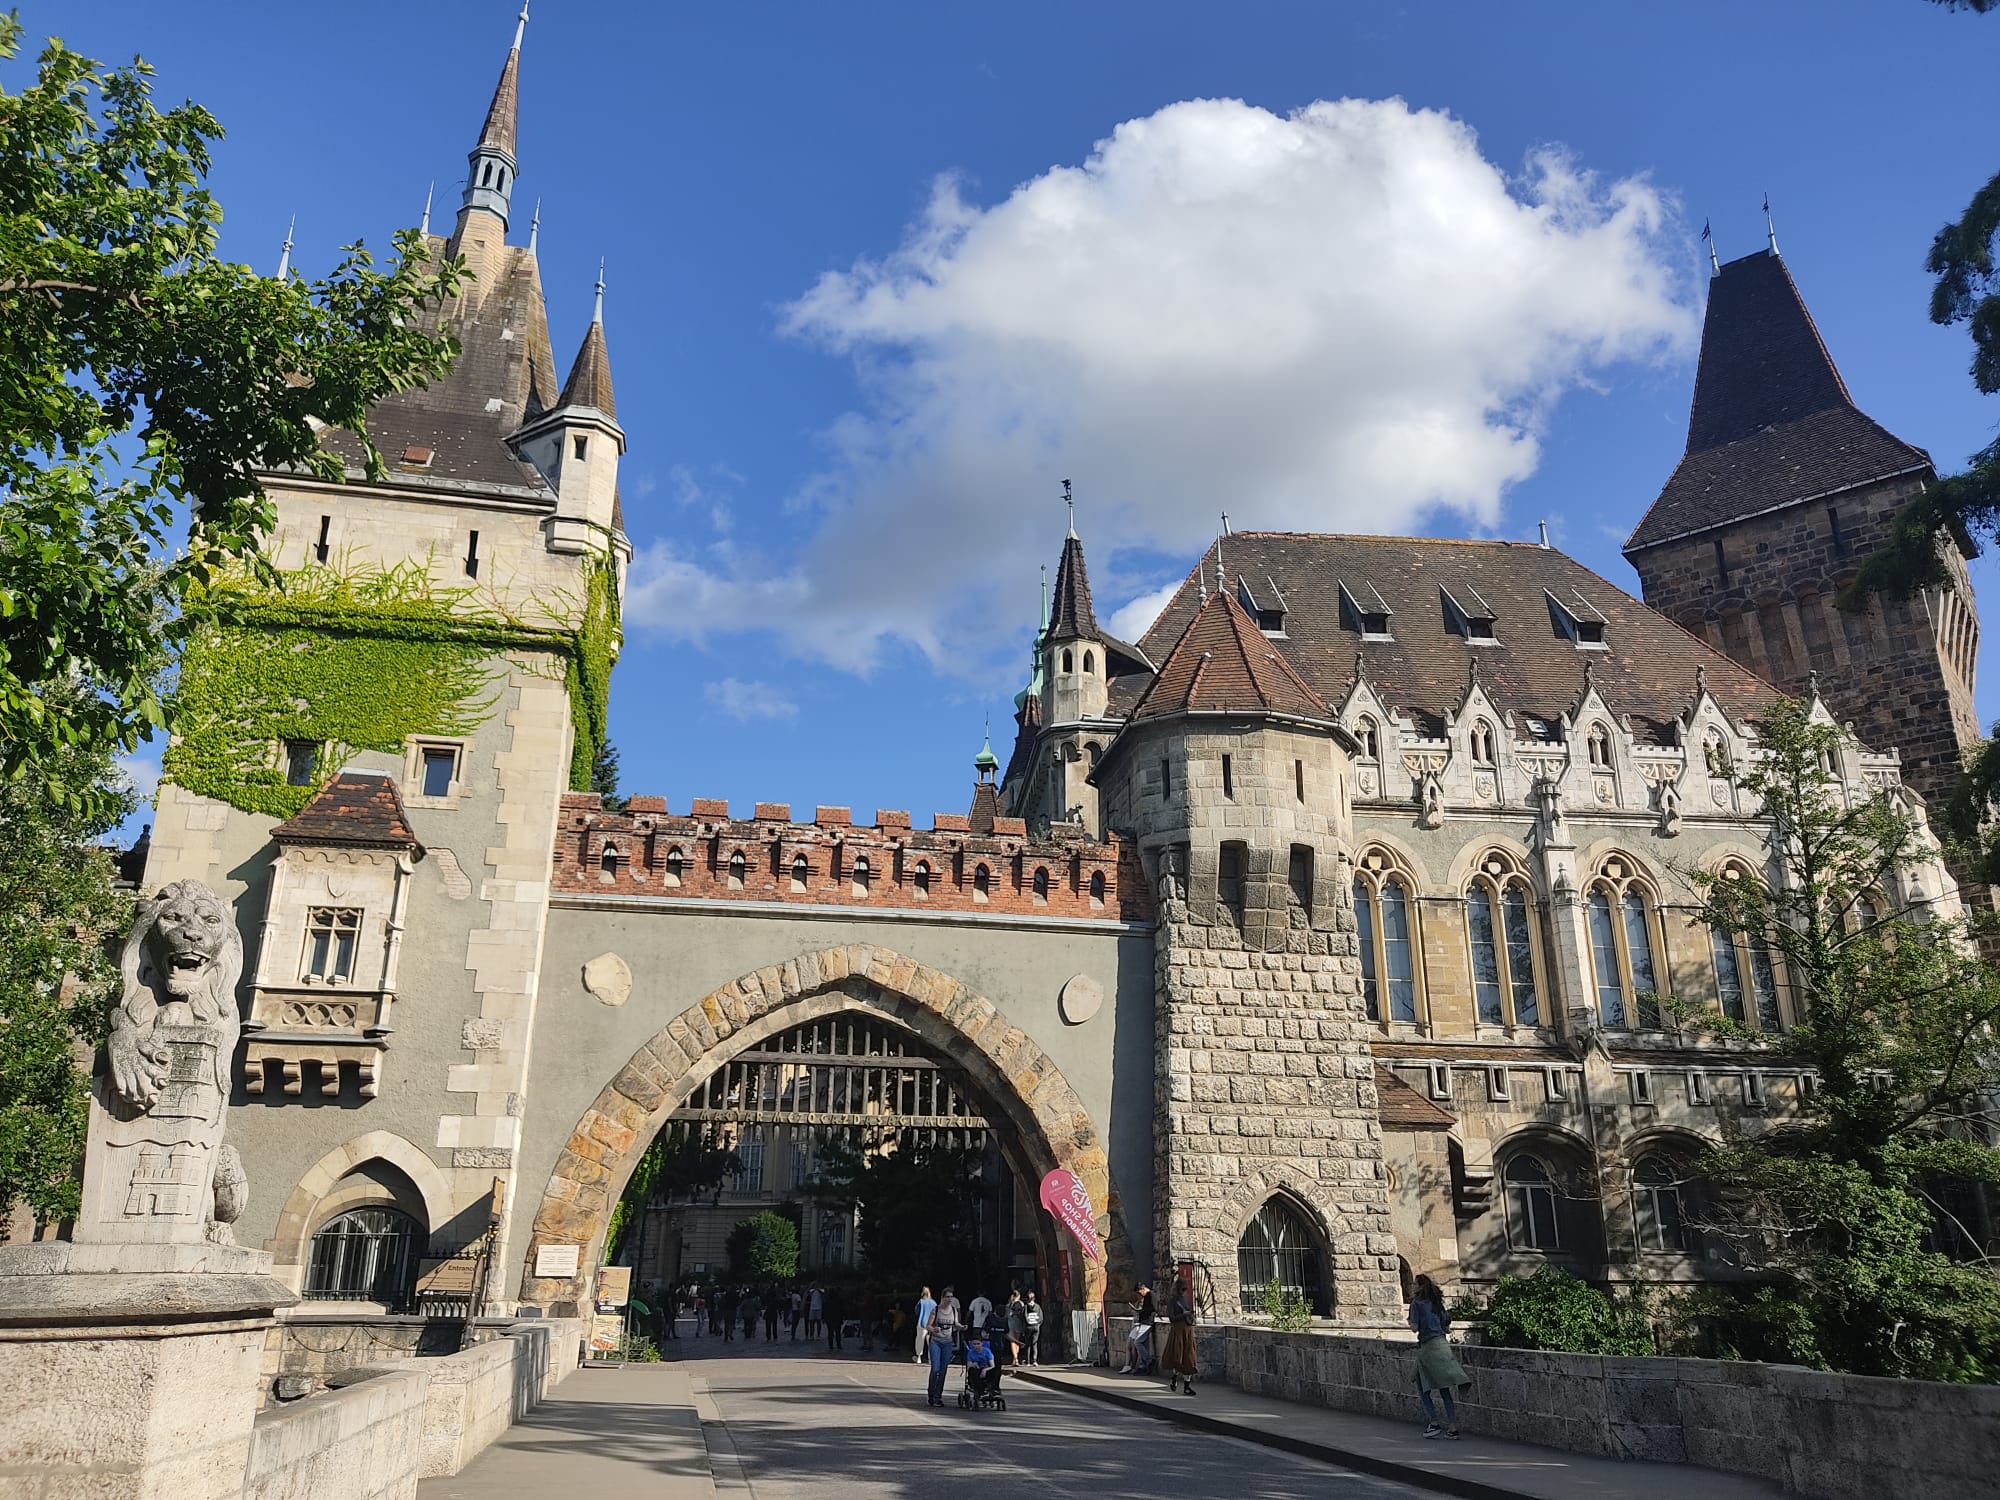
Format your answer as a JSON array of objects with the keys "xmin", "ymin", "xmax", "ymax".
[
  {"xmin": 727, "ymin": 1209, "xmax": 800, "ymax": 1280},
  {"xmin": 1259, "ymin": 1278, "xmax": 1312, "ymax": 1332},
  {"xmin": 0, "ymin": 691, "xmax": 132, "ymax": 1224},
  {"xmin": 0, "ymin": 15, "xmax": 460, "ymax": 814},
  {"xmin": 1457, "ymin": 1268, "xmax": 1655, "ymax": 1355},
  {"xmin": 805, "ymin": 1134, "xmax": 986, "ymax": 1283},
  {"xmin": 1676, "ymin": 700, "xmax": 2000, "ymax": 1380},
  {"xmin": 604, "ymin": 1124, "xmax": 739, "ymax": 1262}
]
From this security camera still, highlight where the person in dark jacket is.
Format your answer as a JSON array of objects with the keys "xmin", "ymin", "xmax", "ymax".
[{"xmin": 1161, "ymin": 1279, "xmax": 1198, "ymax": 1395}]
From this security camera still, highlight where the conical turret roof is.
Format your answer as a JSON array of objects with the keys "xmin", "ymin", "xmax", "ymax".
[
  {"xmin": 559, "ymin": 287, "xmax": 616, "ymax": 419},
  {"xmin": 1129, "ymin": 586, "xmax": 1329, "ymax": 723},
  {"xmin": 1048, "ymin": 534, "xmax": 1099, "ymax": 641},
  {"xmin": 477, "ymin": 18, "xmax": 524, "ymax": 157}
]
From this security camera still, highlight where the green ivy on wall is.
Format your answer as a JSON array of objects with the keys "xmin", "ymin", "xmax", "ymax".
[{"xmin": 165, "ymin": 557, "xmax": 613, "ymax": 819}]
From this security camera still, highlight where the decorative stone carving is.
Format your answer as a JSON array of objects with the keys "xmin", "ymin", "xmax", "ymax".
[
  {"xmin": 1059, "ymin": 974, "xmax": 1104, "ymax": 1025},
  {"xmin": 1656, "ymin": 778, "xmax": 1683, "ymax": 838},
  {"xmin": 1418, "ymin": 771, "xmax": 1445, "ymax": 829},
  {"xmin": 1531, "ymin": 777, "xmax": 1571, "ymax": 851},
  {"xmin": 81, "ymin": 879, "xmax": 246, "ymax": 1247},
  {"xmin": 582, "ymin": 951, "xmax": 633, "ymax": 1007}
]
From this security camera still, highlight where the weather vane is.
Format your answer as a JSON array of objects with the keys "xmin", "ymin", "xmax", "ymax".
[{"xmin": 1063, "ymin": 478, "xmax": 1075, "ymax": 538}]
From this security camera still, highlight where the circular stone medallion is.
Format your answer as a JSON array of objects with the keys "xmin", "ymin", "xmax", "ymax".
[{"xmin": 1059, "ymin": 973, "xmax": 1104, "ymax": 1025}]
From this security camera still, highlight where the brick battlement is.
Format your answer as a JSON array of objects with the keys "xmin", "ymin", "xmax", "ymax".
[{"xmin": 551, "ymin": 792, "xmax": 1154, "ymax": 922}]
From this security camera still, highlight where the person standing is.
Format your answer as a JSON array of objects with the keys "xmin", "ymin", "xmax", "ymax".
[
  {"xmin": 1161, "ymin": 1277, "xmax": 1198, "ymax": 1395},
  {"xmin": 824, "ymin": 1284, "xmax": 846, "ymax": 1352},
  {"xmin": 719, "ymin": 1286, "xmax": 738, "ymax": 1343},
  {"xmin": 807, "ymin": 1283, "xmax": 825, "ymax": 1340},
  {"xmin": 764, "ymin": 1285, "xmax": 782, "ymax": 1342},
  {"xmin": 1120, "ymin": 1284, "xmax": 1156, "ymax": 1373},
  {"xmin": 789, "ymin": 1287, "xmax": 803, "ymax": 1340},
  {"xmin": 740, "ymin": 1288, "xmax": 761, "ymax": 1341},
  {"xmin": 1408, "ymin": 1274, "xmax": 1470, "ymax": 1439},
  {"xmin": 968, "ymin": 1290, "xmax": 993, "ymax": 1336},
  {"xmin": 913, "ymin": 1285, "xmax": 936, "ymax": 1364},
  {"xmin": 1022, "ymin": 1292, "xmax": 1043, "ymax": 1366},
  {"xmin": 1004, "ymin": 1290, "xmax": 1029, "ymax": 1366},
  {"xmin": 925, "ymin": 1286, "xmax": 961, "ymax": 1407}
]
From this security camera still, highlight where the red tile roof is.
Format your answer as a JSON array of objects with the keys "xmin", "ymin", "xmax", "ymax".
[
  {"xmin": 1374, "ymin": 1064, "xmax": 1455, "ymax": 1130},
  {"xmin": 271, "ymin": 772, "xmax": 424, "ymax": 853},
  {"xmin": 1128, "ymin": 587, "xmax": 1331, "ymax": 723}
]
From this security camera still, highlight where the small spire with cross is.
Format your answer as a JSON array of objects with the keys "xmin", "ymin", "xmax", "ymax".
[
  {"xmin": 419, "ymin": 181, "xmax": 433, "ymax": 238},
  {"xmin": 1702, "ymin": 218, "xmax": 1719, "ymax": 276},
  {"xmin": 1063, "ymin": 478, "xmax": 1075, "ymax": 538},
  {"xmin": 275, "ymin": 215, "xmax": 295, "ymax": 280},
  {"xmin": 528, "ymin": 199, "xmax": 540, "ymax": 255},
  {"xmin": 1764, "ymin": 192, "xmax": 1779, "ymax": 256}
]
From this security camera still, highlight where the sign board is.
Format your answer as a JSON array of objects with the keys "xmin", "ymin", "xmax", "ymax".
[
  {"xmin": 487, "ymin": 1174, "xmax": 507, "ymax": 1227},
  {"xmin": 414, "ymin": 1256, "xmax": 481, "ymax": 1297},
  {"xmin": 1038, "ymin": 1169, "xmax": 1102, "ymax": 1263},
  {"xmin": 595, "ymin": 1264, "xmax": 631, "ymax": 1309},
  {"xmin": 534, "ymin": 1243, "xmax": 580, "ymax": 1280},
  {"xmin": 588, "ymin": 1312, "xmax": 626, "ymax": 1355}
]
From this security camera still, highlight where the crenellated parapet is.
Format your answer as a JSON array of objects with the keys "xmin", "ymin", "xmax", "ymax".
[{"xmin": 550, "ymin": 792, "xmax": 1154, "ymax": 922}]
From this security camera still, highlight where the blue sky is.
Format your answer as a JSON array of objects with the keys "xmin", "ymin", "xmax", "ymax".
[{"xmin": 42, "ymin": 1, "xmax": 2000, "ymax": 826}]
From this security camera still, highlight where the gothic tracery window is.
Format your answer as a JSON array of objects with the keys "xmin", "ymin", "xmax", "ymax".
[
  {"xmin": 1465, "ymin": 852, "xmax": 1540, "ymax": 1027},
  {"xmin": 1504, "ymin": 1154, "xmax": 1561, "ymax": 1251},
  {"xmin": 1585, "ymin": 858, "xmax": 1666, "ymax": 1029},
  {"xmin": 1707, "ymin": 863, "xmax": 1784, "ymax": 1030},
  {"xmin": 1586, "ymin": 723, "xmax": 1613, "ymax": 768},
  {"xmin": 1470, "ymin": 720, "xmax": 1496, "ymax": 766},
  {"xmin": 1632, "ymin": 1154, "xmax": 1691, "ymax": 1254},
  {"xmin": 1354, "ymin": 849, "xmax": 1420, "ymax": 1024}
]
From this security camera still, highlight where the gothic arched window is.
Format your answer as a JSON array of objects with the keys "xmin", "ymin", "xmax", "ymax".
[
  {"xmin": 1088, "ymin": 869, "xmax": 1106, "ymax": 908},
  {"xmin": 1355, "ymin": 717, "xmax": 1381, "ymax": 760},
  {"xmin": 305, "ymin": 1207, "xmax": 419, "ymax": 1305},
  {"xmin": 1504, "ymin": 1155, "xmax": 1561, "ymax": 1252},
  {"xmin": 1235, "ymin": 1196, "xmax": 1327, "ymax": 1315},
  {"xmin": 1470, "ymin": 721, "xmax": 1496, "ymax": 766},
  {"xmin": 1353, "ymin": 849, "xmax": 1420, "ymax": 1024},
  {"xmin": 1032, "ymin": 867, "xmax": 1050, "ymax": 905},
  {"xmin": 851, "ymin": 856, "xmax": 872, "ymax": 899},
  {"xmin": 1586, "ymin": 858, "xmax": 1666, "ymax": 1030},
  {"xmin": 1632, "ymin": 1155, "xmax": 1690, "ymax": 1253},
  {"xmin": 727, "ymin": 850, "xmax": 747, "ymax": 889},
  {"xmin": 1707, "ymin": 863, "xmax": 1784, "ymax": 1030},
  {"xmin": 912, "ymin": 860, "xmax": 932, "ymax": 899},
  {"xmin": 664, "ymin": 847, "xmax": 685, "ymax": 886},
  {"xmin": 972, "ymin": 864, "xmax": 991, "ymax": 902},
  {"xmin": 791, "ymin": 853, "xmax": 810, "ymax": 893},
  {"xmin": 1465, "ymin": 852, "xmax": 1540, "ymax": 1027},
  {"xmin": 1083, "ymin": 650, "xmax": 1095, "ymax": 674},
  {"xmin": 1586, "ymin": 723, "xmax": 1613, "ymax": 768}
]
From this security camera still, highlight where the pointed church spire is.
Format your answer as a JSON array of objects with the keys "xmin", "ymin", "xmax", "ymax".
[
  {"xmin": 419, "ymin": 182, "xmax": 433, "ymax": 237},
  {"xmin": 275, "ymin": 215, "xmax": 295, "ymax": 280},
  {"xmin": 527, "ymin": 199, "xmax": 540, "ymax": 255},
  {"xmin": 459, "ymin": 3, "xmax": 528, "ymax": 232},
  {"xmin": 1047, "ymin": 531, "xmax": 1100, "ymax": 642},
  {"xmin": 1764, "ymin": 193, "xmax": 1779, "ymax": 256},
  {"xmin": 557, "ymin": 265, "xmax": 616, "ymax": 417}
]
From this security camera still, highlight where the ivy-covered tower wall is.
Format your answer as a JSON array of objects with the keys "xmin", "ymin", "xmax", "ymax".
[{"xmin": 140, "ymin": 26, "xmax": 628, "ymax": 1307}]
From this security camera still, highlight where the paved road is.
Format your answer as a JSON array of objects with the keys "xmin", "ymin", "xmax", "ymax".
[{"xmin": 688, "ymin": 1345, "xmax": 1429, "ymax": 1500}]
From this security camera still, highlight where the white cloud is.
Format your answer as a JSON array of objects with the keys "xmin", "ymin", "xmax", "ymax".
[
  {"xmin": 1106, "ymin": 579, "xmax": 1183, "ymax": 644},
  {"xmin": 632, "ymin": 96, "xmax": 1695, "ymax": 675},
  {"xmin": 704, "ymin": 677, "xmax": 801, "ymax": 723},
  {"xmin": 115, "ymin": 754, "xmax": 160, "ymax": 802}
]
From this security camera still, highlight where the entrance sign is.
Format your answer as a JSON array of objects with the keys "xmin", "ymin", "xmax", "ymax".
[
  {"xmin": 1039, "ymin": 1169, "xmax": 1101, "ymax": 1263},
  {"xmin": 535, "ymin": 1243, "xmax": 580, "ymax": 1279},
  {"xmin": 595, "ymin": 1265, "xmax": 631, "ymax": 1307}
]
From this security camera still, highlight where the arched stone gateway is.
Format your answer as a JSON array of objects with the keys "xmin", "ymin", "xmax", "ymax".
[{"xmin": 521, "ymin": 944, "xmax": 1132, "ymax": 1311}]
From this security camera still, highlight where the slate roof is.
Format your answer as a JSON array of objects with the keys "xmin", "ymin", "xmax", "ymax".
[
  {"xmin": 1625, "ymin": 251, "xmax": 1930, "ymax": 552},
  {"xmin": 1048, "ymin": 534, "xmax": 1100, "ymax": 640},
  {"xmin": 319, "ymin": 235, "xmax": 560, "ymax": 497},
  {"xmin": 272, "ymin": 772, "xmax": 425, "ymax": 853},
  {"xmin": 1374, "ymin": 1064, "xmax": 1455, "ymax": 1131},
  {"xmin": 477, "ymin": 39, "xmax": 522, "ymax": 157},
  {"xmin": 1128, "ymin": 586, "xmax": 1331, "ymax": 723},
  {"xmin": 1110, "ymin": 534, "xmax": 1778, "ymax": 742},
  {"xmin": 558, "ymin": 316, "xmax": 616, "ymax": 419}
]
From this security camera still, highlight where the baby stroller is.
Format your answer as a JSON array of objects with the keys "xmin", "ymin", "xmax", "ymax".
[{"xmin": 957, "ymin": 1337, "xmax": 1006, "ymax": 1410}]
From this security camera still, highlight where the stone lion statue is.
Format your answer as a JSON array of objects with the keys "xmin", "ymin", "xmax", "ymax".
[{"xmin": 104, "ymin": 878, "xmax": 247, "ymax": 1238}]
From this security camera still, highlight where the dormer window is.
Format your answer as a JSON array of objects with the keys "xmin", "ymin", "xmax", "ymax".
[
  {"xmin": 1339, "ymin": 579, "xmax": 1394, "ymax": 641},
  {"xmin": 1547, "ymin": 589, "xmax": 1609, "ymax": 649},
  {"xmin": 1238, "ymin": 576, "xmax": 1288, "ymax": 636},
  {"xmin": 1442, "ymin": 584, "xmax": 1499, "ymax": 644}
]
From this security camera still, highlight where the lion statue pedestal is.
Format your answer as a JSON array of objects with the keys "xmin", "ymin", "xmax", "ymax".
[{"xmin": 0, "ymin": 880, "xmax": 294, "ymax": 1500}]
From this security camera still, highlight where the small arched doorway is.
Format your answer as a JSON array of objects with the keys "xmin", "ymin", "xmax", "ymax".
[{"xmin": 1236, "ymin": 1194, "xmax": 1329, "ymax": 1317}]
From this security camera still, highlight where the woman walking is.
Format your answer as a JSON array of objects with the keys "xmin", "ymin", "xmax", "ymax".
[
  {"xmin": 1408, "ymin": 1274, "xmax": 1470, "ymax": 1439},
  {"xmin": 1004, "ymin": 1290, "xmax": 1029, "ymax": 1365},
  {"xmin": 1161, "ymin": 1278, "xmax": 1198, "ymax": 1395}
]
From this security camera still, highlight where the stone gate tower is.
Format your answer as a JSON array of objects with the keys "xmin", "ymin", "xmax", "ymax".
[
  {"xmin": 1625, "ymin": 246, "xmax": 1981, "ymax": 816},
  {"xmin": 1094, "ymin": 584, "xmax": 1402, "ymax": 1323}
]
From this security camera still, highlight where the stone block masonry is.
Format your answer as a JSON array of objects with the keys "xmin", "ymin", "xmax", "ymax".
[
  {"xmin": 1213, "ymin": 1325, "xmax": 1999, "ymax": 1500},
  {"xmin": 1154, "ymin": 901, "xmax": 1402, "ymax": 1323}
]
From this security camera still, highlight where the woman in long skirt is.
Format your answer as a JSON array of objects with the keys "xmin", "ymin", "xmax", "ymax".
[
  {"xmin": 1408, "ymin": 1274, "xmax": 1470, "ymax": 1438},
  {"xmin": 1161, "ymin": 1280, "xmax": 1198, "ymax": 1395}
]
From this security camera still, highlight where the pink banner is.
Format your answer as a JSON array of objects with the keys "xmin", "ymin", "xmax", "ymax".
[{"xmin": 1039, "ymin": 1168, "xmax": 1102, "ymax": 1263}]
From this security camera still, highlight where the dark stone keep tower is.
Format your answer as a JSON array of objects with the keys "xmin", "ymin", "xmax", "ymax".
[{"xmin": 1624, "ymin": 249, "xmax": 1980, "ymax": 817}]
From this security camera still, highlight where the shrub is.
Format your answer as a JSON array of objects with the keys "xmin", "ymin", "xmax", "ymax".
[
  {"xmin": 1464, "ymin": 1267, "xmax": 1653, "ymax": 1355},
  {"xmin": 726, "ymin": 1210, "xmax": 800, "ymax": 1279},
  {"xmin": 1260, "ymin": 1278, "xmax": 1312, "ymax": 1332}
]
